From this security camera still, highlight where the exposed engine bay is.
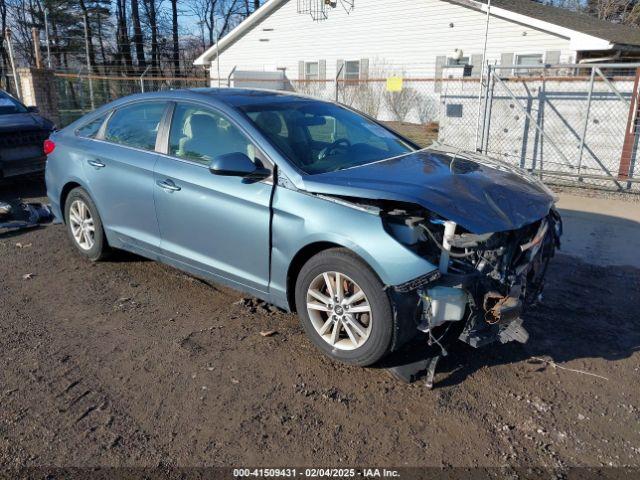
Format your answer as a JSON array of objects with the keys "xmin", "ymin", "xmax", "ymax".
[{"xmin": 383, "ymin": 200, "xmax": 561, "ymax": 344}]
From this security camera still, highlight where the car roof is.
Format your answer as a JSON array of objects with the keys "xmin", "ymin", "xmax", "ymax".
[{"xmin": 109, "ymin": 88, "xmax": 327, "ymax": 109}]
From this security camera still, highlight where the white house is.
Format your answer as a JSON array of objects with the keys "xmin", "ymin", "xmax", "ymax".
[{"xmin": 194, "ymin": 0, "xmax": 640, "ymax": 86}]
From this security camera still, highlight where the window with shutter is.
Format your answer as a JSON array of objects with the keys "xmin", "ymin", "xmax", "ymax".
[
  {"xmin": 305, "ymin": 62, "xmax": 319, "ymax": 81},
  {"xmin": 344, "ymin": 60, "xmax": 360, "ymax": 81}
]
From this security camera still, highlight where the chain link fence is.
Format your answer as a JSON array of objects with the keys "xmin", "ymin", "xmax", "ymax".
[
  {"xmin": 51, "ymin": 63, "xmax": 640, "ymax": 192},
  {"xmin": 54, "ymin": 72, "xmax": 210, "ymax": 126},
  {"xmin": 442, "ymin": 63, "xmax": 640, "ymax": 192}
]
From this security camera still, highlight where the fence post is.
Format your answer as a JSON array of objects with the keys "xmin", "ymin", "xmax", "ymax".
[
  {"xmin": 477, "ymin": 62, "xmax": 491, "ymax": 153},
  {"xmin": 335, "ymin": 63, "xmax": 344, "ymax": 103},
  {"xmin": 619, "ymin": 67, "xmax": 640, "ymax": 181},
  {"xmin": 5, "ymin": 29, "xmax": 21, "ymax": 99},
  {"xmin": 577, "ymin": 67, "xmax": 595, "ymax": 180},
  {"xmin": 482, "ymin": 67, "xmax": 495, "ymax": 153},
  {"xmin": 139, "ymin": 65, "xmax": 151, "ymax": 93},
  {"xmin": 227, "ymin": 65, "xmax": 237, "ymax": 88}
]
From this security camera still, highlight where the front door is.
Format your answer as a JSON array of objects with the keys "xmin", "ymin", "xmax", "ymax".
[{"xmin": 154, "ymin": 102, "xmax": 273, "ymax": 294}]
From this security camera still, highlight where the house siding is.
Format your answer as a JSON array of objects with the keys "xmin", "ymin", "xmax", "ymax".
[{"xmin": 208, "ymin": 0, "xmax": 575, "ymax": 81}]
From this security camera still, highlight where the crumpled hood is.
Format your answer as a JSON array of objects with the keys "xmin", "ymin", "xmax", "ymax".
[
  {"xmin": 0, "ymin": 113, "xmax": 52, "ymax": 132},
  {"xmin": 300, "ymin": 148, "xmax": 555, "ymax": 234}
]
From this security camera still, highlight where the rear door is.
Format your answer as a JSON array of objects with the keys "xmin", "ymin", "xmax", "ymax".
[
  {"xmin": 153, "ymin": 102, "xmax": 273, "ymax": 294},
  {"xmin": 83, "ymin": 101, "xmax": 168, "ymax": 254}
]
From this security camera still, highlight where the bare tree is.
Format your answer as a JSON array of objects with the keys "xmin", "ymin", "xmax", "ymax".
[
  {"xmin": 188, "ymin": 0, "xmax": 218, "ymax": 47},
  {"xmin": 586, "ymin": 0, "xmax": 640, "ymax": 26},
  {"xmin": 170, "ymin": 0, "xmax": 179, "ymax": 76},
  {"xmin": 141, "ymin": 0, "xmax": 159, "ymax": 73},
  {"xmin": 130, "ymin": 0, "xmax": 146, "ymax": 70},
  {"xmin": 78, "ymin": 0, "xmax": 97, "ymax": 69},
  {"xmin": 0, "ymin": 0, "xmax": 7, "ymax": 86},
  {"xmin": 115, "ymin": 0, "xmax": 133, "ymax": 73},
  {"xmin": 384, "ymin": 87, "xmax": 418, "ymax": 122}
]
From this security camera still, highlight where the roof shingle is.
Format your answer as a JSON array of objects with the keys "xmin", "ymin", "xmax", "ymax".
[{"xmin": 466, "ymin": 0, "xmax": 640, "ymax": 47}]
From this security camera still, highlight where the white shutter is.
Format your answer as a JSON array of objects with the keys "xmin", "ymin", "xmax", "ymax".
[
  {"xmin": 360, "ymin": 58, "xmax": 369, "ymax": 80},
  {"xmin": 434, "ymin": 55, "xmax": 446, "ymax": 93}
]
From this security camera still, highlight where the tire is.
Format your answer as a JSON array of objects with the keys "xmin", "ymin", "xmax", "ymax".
[
  {"xmin": 295, "ymin": 248, "xmax": 394, "ymax": 366},
  {"xmin": 64, "ymin": 187, "xmax": 109, "ymax": 261}
]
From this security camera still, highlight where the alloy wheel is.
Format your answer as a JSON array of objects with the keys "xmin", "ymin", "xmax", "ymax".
[
  {"xmin": 68, "ymin": 199, "xmax": 95, "ymax": 251},
  {"xmin": 306, "ymin": 271, "xmax": 372, "ymax": 350}
]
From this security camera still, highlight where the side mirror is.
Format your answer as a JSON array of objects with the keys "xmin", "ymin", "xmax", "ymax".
[
  {"xmin": 209, "ymin": 152, "xmax": 270, "ymax": 180},
  {"xmin": 27, "ymin": 106, "xmax": 39, "ymax": 113}
]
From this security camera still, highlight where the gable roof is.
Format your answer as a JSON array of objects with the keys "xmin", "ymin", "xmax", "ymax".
[{"xmin": 194, "ymin": 0, "xmax": 640, "ymax": 66}]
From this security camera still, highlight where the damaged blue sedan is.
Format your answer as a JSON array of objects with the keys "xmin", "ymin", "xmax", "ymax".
[{"xmin": 45, "ymin": 89, "xmax": 561, "ymax": 369}]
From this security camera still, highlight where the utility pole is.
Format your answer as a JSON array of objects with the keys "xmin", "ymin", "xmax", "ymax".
[
  {"xmin": 197, "ymin": 21, "xmax": 205, "ymax": 49},
  {"xmin": 43, "ymin": 7, "xmax": 52, "ymax": 68},
  {"xmin": 32, "ymin": 28, "xmax": 43, "ymax": 69},
  {"xmin": 474, "ymin": 0, "xmax": 491, "ymax": 152},
  {"xmin": 216, "ymin": 31, "xmax": 221, "ymax": 87},
  {"xmin": 5, "ymin": 29, "xmax": 21, "ymax": 98},
  {"xmin": 83, "ymin": 13, "xmax": 95, "ymax": 109}
]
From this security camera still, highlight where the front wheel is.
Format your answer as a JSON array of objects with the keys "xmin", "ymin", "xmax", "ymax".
[{"xmin": 295, "ymin": 248, "xmax": 394, "ymax": 366}]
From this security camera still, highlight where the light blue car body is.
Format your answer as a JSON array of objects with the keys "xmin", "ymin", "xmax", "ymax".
[{"xmin": 46, "ymin": 89, "xmax": 438, "ymax": 311}]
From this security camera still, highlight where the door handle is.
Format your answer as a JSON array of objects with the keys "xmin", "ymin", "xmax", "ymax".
[
  {"xmin": 157, "ymin": 179, "xmax": 181, "ymax": 192},
  {"xmin": 87, "ymin": 159, "xmax": 106, "ymax": 169}
]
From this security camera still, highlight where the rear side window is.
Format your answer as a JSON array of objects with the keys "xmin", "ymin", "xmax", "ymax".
[
  {"xmin": 104, "ymin": 102, "xmax": 166, "ymax": 151},
  {"xmin": 76, "ymin": 113, "xmax": 108, "ymax": 138}
]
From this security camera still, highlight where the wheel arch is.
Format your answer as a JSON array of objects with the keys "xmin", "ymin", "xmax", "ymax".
[
  {"xmin": 286, "ymin": 241, "xmax": 383, "ymax": 312},
  {"xmin": 59, "ymin": 181, "xmax": 83, "ymax": 222}
]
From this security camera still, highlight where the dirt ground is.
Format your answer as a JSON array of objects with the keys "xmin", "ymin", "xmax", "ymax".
[{"xmin": 1, "ymin": 178, "xmax": 639, "ymax": 469}]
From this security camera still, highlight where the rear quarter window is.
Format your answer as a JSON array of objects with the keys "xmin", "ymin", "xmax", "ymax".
[{"xmin": 76, "ymin": 113, "xmax": 109, "ymax": 139}]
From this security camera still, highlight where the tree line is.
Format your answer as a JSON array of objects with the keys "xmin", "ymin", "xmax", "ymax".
[
  {"xmin": 539, "ymin": 0, "xmax": 640, "ymax": 26},
  {"xmin": 0, "ymin": 0, "xmax": 638, "ymax": 84},
  {"xmin": 0, "ymin": 0, "xmax": 262, "ymax": 80}
]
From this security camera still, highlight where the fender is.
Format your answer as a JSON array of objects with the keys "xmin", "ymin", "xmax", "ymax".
[{"xmin": 268, "ymin": 186, "xmax": 438, "ymax": 307}]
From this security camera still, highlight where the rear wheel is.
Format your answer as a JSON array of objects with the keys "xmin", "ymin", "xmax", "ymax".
[
  {"xmin": 295, "ymin": 248, "xmax": 394, "ymax": 366},
  {"xmin": 64, "ymin": 187, "xmax": 109, "ymax": 261}
]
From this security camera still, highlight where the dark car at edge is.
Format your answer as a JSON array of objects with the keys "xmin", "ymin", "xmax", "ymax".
[{"xmin": 0, "ymin": 90, "xmax": 54, "ymax": 180}]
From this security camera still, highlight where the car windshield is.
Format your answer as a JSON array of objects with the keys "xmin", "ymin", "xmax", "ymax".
[
  {"xmin": 238, "ymin": 100, "xmax": 415, "ymax": 174},
  {"xmin": 0, "ymin": 92, "xmax": 28, "ymax": 115}
]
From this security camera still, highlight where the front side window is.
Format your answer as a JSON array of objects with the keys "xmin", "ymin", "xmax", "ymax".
[
  {"xmin": 104, "ymin": 102, "xmax": 166, "ymax": 150},
  {"xmin": 0, "ymin": 92, "xmax": 27, "ymax": 115},
  {"xmin": 168, "ymin": 103, "xmax": 259, "ymax": 166},
  {"xmin": 344, "ymin": 61, "xmax": 360, "ymax": 81},
  {"xmin": 240, "ymin": 100, "xmax": 415, "ymax": 175},
  {"xmin": 76, "ymin": 113, "xmax": 108, "ymax": 138}
]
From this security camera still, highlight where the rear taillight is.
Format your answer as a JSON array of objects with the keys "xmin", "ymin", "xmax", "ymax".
[{"xmin": 43, "ymin": 139, "xmax": 55, "ymax": 155}]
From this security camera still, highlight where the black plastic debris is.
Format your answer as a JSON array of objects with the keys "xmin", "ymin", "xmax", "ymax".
[{"xmin": 0, "ymin": 199, "xmax": 54, "ymax": 233}]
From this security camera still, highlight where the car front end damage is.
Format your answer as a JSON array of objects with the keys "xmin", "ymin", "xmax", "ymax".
[
  {"xmin": 382, "ymin": 201, "xmax": 562, "ymax": 350},
  {"xmin": 359, "ymin": 200, "xmax": 562, "ymax": 386},
  {"xmin": 300, "ymin": 147, "xmax": 562, "ymax": 384}
]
